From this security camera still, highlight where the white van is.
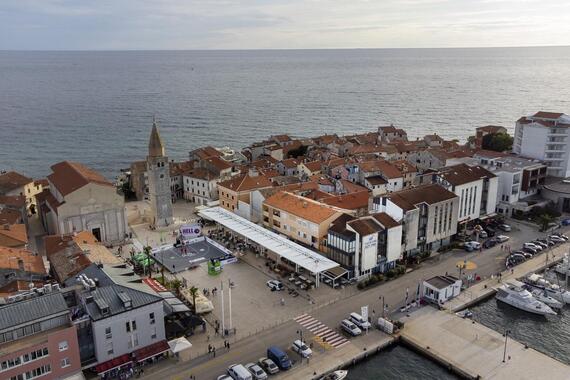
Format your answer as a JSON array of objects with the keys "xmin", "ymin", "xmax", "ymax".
[
  {"xmin": 349, "ymin": 312, "xmax": 371, "ymax": 330},
  {"xmin": 341, "ymin": 319, "xmax": 362, "ymax": 336},
  {"xmin": 228, "ymin": 364, "xmax": 253, "ymax": 380}
]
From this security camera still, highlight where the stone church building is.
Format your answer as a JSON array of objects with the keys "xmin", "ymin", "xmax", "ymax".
[{"xmin": 147, "ymin": 119, "xmax": 173, "ymax": 227}]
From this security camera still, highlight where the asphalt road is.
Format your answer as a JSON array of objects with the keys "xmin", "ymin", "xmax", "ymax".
[{"xmin": 147, "ymin": 220, "xmax": 569, "ymax": 380}]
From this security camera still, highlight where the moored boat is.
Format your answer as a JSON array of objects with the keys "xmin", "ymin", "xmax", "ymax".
[{"xmin": 495, "ymin": 283, "xmax": 557, "ymax": 316}]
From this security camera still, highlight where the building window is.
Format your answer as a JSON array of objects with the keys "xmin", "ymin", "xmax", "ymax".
[
  {"xmin": 150, "ymin": 312, "xmax": 155, "ymax": 325},
  {"xmin": 58, "ymin": 341, "xmax": 68, "ymax": 352},
  {"xmin": 105, "ymin": 327, "xmax": 112, "ymax": 339},
  {"xmin": 60, "ymin": 358, "xmax": 71, "ymax": 368},
  {"xmin": 151, "ymin": 327, "xmax": 157, "ymax": 339},
  {"xmin": 106, "ymin": 342, "xmax": 113, "ymax": 355}
]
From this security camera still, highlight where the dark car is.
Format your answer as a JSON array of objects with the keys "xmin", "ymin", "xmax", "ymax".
[
  {"xmin": 483, "ymin": 239, "xmax": 497, "ymax": 249},
  {"xmin": 522, "ymin": 247, "xmax": 538, "ymax": 255}
]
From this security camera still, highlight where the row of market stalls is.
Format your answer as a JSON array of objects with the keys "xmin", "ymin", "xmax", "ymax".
[{"xmin": 198, "ymin": 207, "xmax": 348, "ymax": 287}]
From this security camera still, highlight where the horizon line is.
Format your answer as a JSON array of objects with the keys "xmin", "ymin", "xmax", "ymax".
[{"xmin": 1, "ymin": 44, "xmax": 569, "ymax": 52}]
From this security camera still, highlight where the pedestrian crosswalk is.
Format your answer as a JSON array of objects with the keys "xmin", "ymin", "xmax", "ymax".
[{"xmin": 294, "ymin": 314, "xmax": 348, "ymax": 348}]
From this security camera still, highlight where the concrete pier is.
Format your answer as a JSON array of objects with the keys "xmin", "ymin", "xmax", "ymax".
[{"xmin": 400, "ymin": 307, "xmax": 570, "ymax": 380}]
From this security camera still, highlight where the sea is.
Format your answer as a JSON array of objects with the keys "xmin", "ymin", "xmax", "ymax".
[{"xmin": 1, "ymin": 47, "xmax": 570, "ymax": 180}]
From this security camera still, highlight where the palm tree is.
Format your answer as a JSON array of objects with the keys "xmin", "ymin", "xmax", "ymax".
[
  {"xmin": 143, "ymin": 246, "xmax": 152, "ymax": 278},
  {"xmin": 188, "ymin": 286, "xmax": 199, "ymax": 312},
  {"xmin": 171, "ymin": 279, "xmax": 183, "ymax": 297}
]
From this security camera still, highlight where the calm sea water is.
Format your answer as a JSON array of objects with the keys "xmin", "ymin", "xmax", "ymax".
[
  {"xmin": 470, "ymin": 289, "xmax": 570, "ymax": 366},
  {"xmin": 346, "ymin": 345, "xmax": 458, "ymax": 380},
  {"xmin": 1, "ymin": 47, "xmax": 570, "ymax": 179}
]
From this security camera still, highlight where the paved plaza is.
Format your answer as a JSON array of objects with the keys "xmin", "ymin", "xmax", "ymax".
[{"xmin": 152, "ymin": 238, "xmax": 230, "ymax": 273}]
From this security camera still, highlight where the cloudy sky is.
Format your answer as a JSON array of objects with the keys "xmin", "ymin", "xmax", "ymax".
[{"xmin": 1, "ymin": 0, "xmax": 569, "ymax": 50}]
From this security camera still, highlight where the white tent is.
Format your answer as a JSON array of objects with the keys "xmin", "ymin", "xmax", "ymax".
[{"xmin": 168, "ymin": 337, "xmax": 193, "ymax": 353}]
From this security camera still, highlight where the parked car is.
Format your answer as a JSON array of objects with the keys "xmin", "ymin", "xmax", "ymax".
[
  {"xmin": 496, "ymin": 235, "xmax": 510, "ymax": 243},
  {"xmin": 552, "ymin": 232, "xmax": 569, "ymax": 240},
  {"xmin": 245, "ymin": 363, "xmax": 268, "ymax": 380},
  {"xmin": 266, "ymin": 280, "xmax": 283, "ymax": 291},
  {"xmin": 485, "ymin": 227, "xmax": 496, "ymax": 237},
  {"xmin": 228, "ymin": 364, "xmax": 253, "ymax": 380},
  {"xmin": 561, "ymin": 218, "xmax": 570, "ymax": 226},
  {"xmin": 464, "ymin": 241, "xmax": 481, "ymax": 251},
  {"xmin": 548, "ymin": 235, "xmax": 565, "ymax": 243},
  {"xmin": 267, "ymin": 346, "xmax": 291, "ymax": 370},
  {"xmin": 340, "ymin": 319, "xmax": 362, "ymax": 336},
  {"xmin": 291, "ymin": 340, "xmax": 312, "ymax": 358},
  {"xmin": 349, "ymin": 312, "xmax": 372, "ymax": 330},
  {"xmin": 522, "ymin": 246, "xmax": 538, "ymax": 255},
  {"xmin": 477, "ymin": 230, "xmax": 488, "ymax": 239},
  {"xmin": 538, "ymin": 238, "xmax": 556, "ymax": 247},
  {"xmin": 523, "ymin": 242, "xmax": 542, "ymax": 251},
  {"xmin": 258, "ymin": 358, "xmax": 279, "ymax": 375},
  {"xmin": 483, "ymin": 239, "xmax": 497, "ymax": 249},
  {"xmin": 498, "ymin": 224, "xmax": 512, "ymax": 232},
  {"xmin": 532, "ymin": 240, "xmax": 548, "ymax": 249},
  {"xmin": 218, "ymin": 376, "xmax": 233, "ymax": 380}
]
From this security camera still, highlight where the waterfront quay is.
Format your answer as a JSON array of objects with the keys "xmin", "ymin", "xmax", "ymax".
[{"xmin": 400, "ymin": 307, "xmax": 569, "ymax": 380}]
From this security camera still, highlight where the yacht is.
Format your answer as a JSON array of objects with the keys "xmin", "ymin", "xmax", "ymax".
[
  {"xmin": 528, "ymin": 288, "xmax": 563, "ymax": 310},
  {"xmin": 495, "ymin": 284, "xmax": 557, "ymax": 316},
  {"xmin": 554, "ymin": 254, "xmax": 570, "ymax": 276},
  {"xmin": 319, "ymin": 370, "xmax": 348, "ymax": 380},
  {"xmin": 524, "ymin": 273, "xmax": 570, "ymax": 304}
]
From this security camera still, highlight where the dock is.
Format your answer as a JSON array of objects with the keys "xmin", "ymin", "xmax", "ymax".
[{"xmin": 400, "ymin": 307, "xmax": 570, "ymax": 380}]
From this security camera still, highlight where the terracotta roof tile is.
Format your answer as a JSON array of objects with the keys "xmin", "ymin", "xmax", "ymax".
[
  {"xmin": 0, "ymin": 224, "xmax": 28, "ymax": 247},
  {"xmin": 0, "ymin": 209, "xmax": 22, "ymax": 225},
  {"xmin": 438, "ymin": 163, "xmax": 495, "ymax": 186},
  {"xmin": 371, "ymin": 212, "xmax": 400, "ymax": 228},
  {"xmin": 0, "ymin": 195, "xmax": 26, "ymax": 208},
  {"xmin": 264, "ymin": 191, "xmax": 340, "ymax": 224},
  {"xmin": 0, "ymin": 171, "xmax": 32, "ymax": 194},
  {"xmin": 48, "ymin": 161, "xmax": 112, "ymax": 196},
  {"xmin": 0, "ymin": 247, "xmax": 46, "ymax": 274},
  {"xmin": 387, "ymin": 184, "xmax": 457, "ymax": 210},
  {"xmin": 218, "ymin": 174, "xmax": 273, "ymax": 193},
  {"xmin": 321, "ymin": 190, "xmax": 370, "ymax": 210},
  {"xmin": 533, "ymin": 111, "xmax": 565, "ymax": 119}
]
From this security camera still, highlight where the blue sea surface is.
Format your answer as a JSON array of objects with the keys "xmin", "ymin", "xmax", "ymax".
[{"xmin": 1, "ymin": 47, "xmax": 570, "ymax": 178}]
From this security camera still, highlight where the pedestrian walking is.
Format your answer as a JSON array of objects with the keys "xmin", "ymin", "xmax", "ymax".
[
  {"xmin": 208, "ymin": 344, "xmax": 212, "ymax": 353},
  {"xmin": 213, "ymin": 347, "xmax": 216, "ymax": 357}
]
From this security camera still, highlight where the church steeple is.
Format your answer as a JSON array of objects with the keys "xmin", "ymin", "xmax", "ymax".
[{"xmin": 148, "ymin": 117, "xmax": 165, "ymax": 158}]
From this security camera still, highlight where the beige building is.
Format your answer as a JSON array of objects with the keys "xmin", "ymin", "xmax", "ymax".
[
  {"xmin": 0, "ymin": 171, "xmax": 42, "ymax": 212},
  {"xmin": 263, "ymin": 191, "xmax": 342, "ymax": 251},
  {"xmin": 37, "ymin": 161, "xmax": 127, "ymax": 244},
  {"xmin": 218, "ymin": 172, "xmax": 273, "ymax": 213}
]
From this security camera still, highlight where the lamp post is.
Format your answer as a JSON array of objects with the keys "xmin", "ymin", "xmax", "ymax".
[
  {"xmin": 297, "ymin": 329, "xmax": 304, "ymax": 343},
  {"xmin": 502, "ymin": 329, "xmax": 511, "ymax": 363},
  {"xmin": 379, "ymin": 295, "xmax": 385, "ymax": 318}
]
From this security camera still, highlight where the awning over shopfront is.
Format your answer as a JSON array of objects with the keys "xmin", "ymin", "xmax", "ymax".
[
  {"xmin": 95, "ymin": 354, "xmax": 132, "ymax": 375},
  {"xmin": 132, "ymin": 340, "xmax": 170, "ymax": 363}
]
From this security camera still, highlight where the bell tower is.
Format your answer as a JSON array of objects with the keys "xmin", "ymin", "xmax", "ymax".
[{"xmin": 146, "ymin": 117, "xmax": 173, "ymax": 227}]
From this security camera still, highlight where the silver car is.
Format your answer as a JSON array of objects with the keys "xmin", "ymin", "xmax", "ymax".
[{"xmin": 245, "ymin": 363, "xmax": 268, "ymax": 380}]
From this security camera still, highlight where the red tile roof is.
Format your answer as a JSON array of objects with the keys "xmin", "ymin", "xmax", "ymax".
[
  {"xmin": 218, "ymin": 174, "xmax": 273, "ymax": 193},
  {"xmin": 0, "ymin": 247, "xmax": 45, "ymax": 274},
  {"xmin": 533, "ymin": 111, "xmax": 564, "ymax": 119},
  {"xmin": 0, "ymin": 171, "xmax": 32, "ymax": 194},
  {"xmin": 264, "ymin": 191, "xmax": 339, "ymax": 224},
  {"xmin": 321, "ymin": 190, "xmax": 370, "ymax": 211},
  {"xmin": 48, "ymin": 161, "xmax": 112, "ymax": 196}
]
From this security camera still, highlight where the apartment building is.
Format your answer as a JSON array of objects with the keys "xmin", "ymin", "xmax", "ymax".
[
  {"xmin": 0, "ymin": 291, "xmax": 82, "ymax": 380},
  {"xmin": 513, "ymin": 111, "xmax": 570, "ymax": 177},
  {"xmin": 454, "ymin": 152, "xmax": 547, "ymax": 217},
  {"xmin": 217, "ymin": 171, "xmax": 273, "ymax": 214},
  {"xmin": 435, "ymin": 163, "xmax": 498, "ymax": 223},
  {"xmin": 263, "ymin": 191, "xmax": 342, "ymax": 250},
  {"xmin": 326, "ymin": 212, "xmax": 402, "ymax": 278},
  {"xmin": 371, "ymin": 184, "xmax": 459, "ymax": 257}
]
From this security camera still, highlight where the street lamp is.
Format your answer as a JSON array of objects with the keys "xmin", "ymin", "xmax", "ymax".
[
  {"xmin": 502, "ymin": 329, "xmax": 511, "ymax": 363},
  {"xmin": 296, "ymin": 329, "xmax": 304, "ymax": 343},
  {"xmin": 379, "ymin": 295, "xmax": 385, "ymax": 318}
]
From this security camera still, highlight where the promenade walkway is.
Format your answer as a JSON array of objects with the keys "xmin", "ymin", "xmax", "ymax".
[{"xmin": 400, "ymin": 307, "xmax": 570, "ymax": 380}]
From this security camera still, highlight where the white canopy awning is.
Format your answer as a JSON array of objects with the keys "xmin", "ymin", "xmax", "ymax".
[
  {"xmin": 199, "ymin": 207, "xmax": 339, "ymax": 274},
  {"xmin": 168, "ymin": 337, "xmax": 193, "ymax": 354}
]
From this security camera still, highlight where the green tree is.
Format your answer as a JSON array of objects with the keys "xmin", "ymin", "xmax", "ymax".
[
  {"xmin": 537, "ymin": 213, "xmax": 554, "ymax": 232},
  {"xmin": 143, "ymin": 245, "xmax": 152, "ymax": 278},
  {"xmin": 188, "ymin": 285, "xmax": 199, "ymax": 310},
  {"xmin": 171, "ymin": 279, "xmax": 183, "ymax": 297},
  {"xmin": 482, "ymin": 133, "xmax": 513, "ymax": 152}
]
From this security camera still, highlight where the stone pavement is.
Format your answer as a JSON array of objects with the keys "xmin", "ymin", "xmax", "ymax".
[{"xmin": 400, "ymin": 307, "xmax": 570, "ymax": 380}]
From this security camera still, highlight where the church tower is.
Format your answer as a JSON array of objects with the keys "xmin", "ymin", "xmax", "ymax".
[{"xmin": 147, "ymin": 118, "xmax": 173, "ymax": 227}]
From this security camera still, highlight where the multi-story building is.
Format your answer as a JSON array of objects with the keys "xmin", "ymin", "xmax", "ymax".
[
  {"xmin": 513, "ymin": 111, "xmax": 570, "ymax": 177},
  {"xmin": 0, "ymin": 171, "xmax": 37, "ymax": 213},
  {"xmin": 0, "ymin": 246, "xmax": 46, "ymax": 288},
  {"xmin": 183, "ymin": 168, "xmax": 220, "ymax": 205},
  {"xmin": 263, "ymin": 191, "xmax": 343, "ymax": 251},
  {"xmin": 217, "ymin": 171, "xmax": 273, "ymax": 213},
  {"xmin": 435, "ymin": 163, "xmax": 498, "ymax": 224},
  {"xmin": 455, "ymin": 152, "xmax": 547, "ymax": 217},
  {"xmin": 371, "ymin": 184, "xmax": 459, "ymax": 258},
  {"xmin": 36, "ymin": 161, "xmax": 127, "ymax": 244},
  {"xmin": 0, "ymin": 291, "xmax": 82, "ymax": 380},
  {"xmin": 326, "ymin": 212, "xmax": 402, "ymax": 278}
]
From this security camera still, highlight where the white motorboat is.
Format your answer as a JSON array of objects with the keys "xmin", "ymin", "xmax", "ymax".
[
  {"xmin": 320, "ymin": 370, "xmax": 348, "ymax": 380},
  {"xmin": 524, "ymin": 273, "xmax": 570, "ymax": 304},
  {"xmin": 528, "ymin": 288, "xmax": 564, "ymax": 310},
  {"xmin": 495, "ymin": 283, "xmax": 557, "ymax": 316},
  {"xmin": 554, "ymin": 254, "xmax": 570, "ymax": 276}
]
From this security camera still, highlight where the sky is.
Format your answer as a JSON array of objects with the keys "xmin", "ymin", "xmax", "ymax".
[{"xmin": 1, "ymin": 0, "xmax": 569, "ymax": 50}]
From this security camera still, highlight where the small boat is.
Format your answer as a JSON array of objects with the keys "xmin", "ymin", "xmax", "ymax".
[
  {"xmin": 495, "ymin": 283, "xmax": 556, "ymax": 316},
  {"xmin": 524, "ymin": 273, "xmax": 570, "ymax": 304},
  {"xmin": 554, "ymin": 254, "xmax": 570, "ymax": 276},
  {"xmin": 528, "ymin": 288, "xmax": 563, "ymax": 310},
  {"xmin": 320, "ymin": 370, "xmax": 348, "ymax": 380},
  {"xmin": 456, "ymin": 309, "xmax": 473, "ymax": 319}
]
